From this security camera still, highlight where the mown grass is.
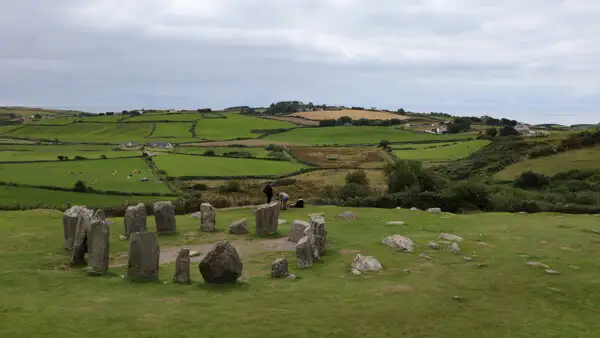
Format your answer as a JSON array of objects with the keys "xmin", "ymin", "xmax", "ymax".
[
  {"xmin": 127, "ymin": 113, "xmax": 201, "ymax": 122},
  {"xmin": 195, "ymin": 115, "xmax": 296, "ymax": 140},
  {"xmin": 0, "ymin": 158, "xmax": 170, "ymax": 194},
  {"xmin": 153, "ymin": 154, "xmax": 306, "ymax": 177},
  {"xmin": 151, "ymin": 122, "xmax": 195, "ymax": 140},
  {"xmin": 264, "ymin": 126, "xmax": 473, "ymax": 145},
  {"xmin": 4, "ymin": 124, "xmax": 152, "ymax": 143},
  {"xmin": 176, "ymin": 146, "xmax": 272, "ymax": 158},
  {"xmin": 0, "ymin": 185, "xmax": 171, "ymax": 209},
  {"xmin": 0, "ymin": 150, "xmax": 139, "ymax": 162},
  {"xmin": 393, "ymin": 140, "xmax": 490, "ymax": 161},
  {"xmin": 1, "ymin": 206, "xmax": 600, "ymax": 337},
  {"xmin": 0, "ymin": 125, "xmax": 22, "ymax": 135},
  {"xmin": 495, "ymin": 146, "xmax": 600, "ymax": 180},
  {"xmin": 81, "ymin": 115, "xmax": 126, "ymax": 122},
  {"xmin": 25, "ymin": 117, "xmax": 78, "ymax": 125}
]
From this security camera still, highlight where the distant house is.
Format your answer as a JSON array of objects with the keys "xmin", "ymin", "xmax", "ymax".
[
  {"xmin": 122, "ymin": 141, "xmax": 140, "ymax": 148},
  {"xmin": 435, "ymin": 126, "xmax": 448, "ymax": 134},
  {"xmin": 148, "ymin": 142, "xmax": 173, "ymax": 149},
  {"xmin": 515, "ymin": 123, "xmax": 532, "ymax": 135}
]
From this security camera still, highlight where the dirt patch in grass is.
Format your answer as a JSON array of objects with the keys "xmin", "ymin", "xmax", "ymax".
[
  {"xmin": 288, "ymin": 146, "xmax": 386, "ymax": 168},
  {"xmin": 291, "ymin": 110, "xmax": 409, "ymax": 121}
]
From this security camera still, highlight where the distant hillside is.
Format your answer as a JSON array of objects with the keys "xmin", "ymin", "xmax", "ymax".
[{"xmin": 0, "ymin": 107, "xmax": 83, "ymax": 118}]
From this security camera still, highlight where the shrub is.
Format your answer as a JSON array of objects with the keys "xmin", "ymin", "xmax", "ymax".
[
  {"xmin": 345, "ymin": 170, "xmax": 369, "ymax": 186},
  {"xmin": 73, "ymin": 180, "xmax": 88, "ymax": 192},
  {"xmin": 338, "ymin": 183, "xmax": 371, "ymax": 200},
  {"xmin": 203, "ymin": 150, "xmax": 216, "ymax": 156},
  {"xmin": 191, "ymin": 183, "xmax": 208, "ymax": 191},
  {"xmin": 100, "ymin": 154, "xmax": 108, "ymax": 159},
  {"xmin": 528, "ymin": 144, "xmax": 557, "ymax": 158},
  {"xmin": 219, "ymin": 180, "xmax": 242, "ymax": 193},
  {"xmin": 442, "ymin": 180, "xmax": 492, "ymax": 212},
  {"xmin": 514, "ymin": 171, "xmax": 550, "ymax": 189},
  {"xmin": 385, "ymin": 159, "xmax": 446, "ymax": 193},
  {"xmin": 74, "ymin": 156, "xmax": 87, "ymax": 160}
]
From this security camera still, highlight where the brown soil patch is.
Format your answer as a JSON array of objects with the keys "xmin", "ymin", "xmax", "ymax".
[
  {"xmin": 338, "ymin": 249, "xmax": 360, "ymax": 255},
  {"xmin": 291, "ymin": 110, "xmax": 409, "ymax": 121},
  {"xmin": 385, "ymin": 284, "xmax": 415, "ymax": 293},
  {"xmin": 262, "ymin": 116, "xmax": 319, "ymax": 126},
  {"xmin": 288, "ymin": 146, "xmax": 386, "ymax": 168}
]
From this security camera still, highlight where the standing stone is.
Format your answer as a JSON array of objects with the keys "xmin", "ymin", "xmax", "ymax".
[
  {"xmin": 271, "ymin": 258, "xmax": 289, "ymax": 278},
  {"xmin": 71, "ymin": 208, "xmax": 94, "ymax": 266},
  {"xmin": 200, "ymin": 203, "xmax": 216, "ymax": 232},
  {"xmin": 127, "ymin": 232, "xmax": 160, "ymax": 280},
  {"xmin": 229, "ymin": 219, "xmax": 249, "ymax": 234},
  {"xmin": 124, "ymin": 203, "xmax": 147, "ymax": 238},
  {"xmin": 87, "ymin": 210, "xmax": 110, "ymax": 275},
  {"xmin": 173, "ymin": 249, "xmax": 191, "ymax": 284},
  {"xmin": 288, "ymin": 220, "xmax": 310, "ymax": 242},
  {"xmin": 296, "ymin": 235, "xmax": 313, "ymax": 269},
  {"xmin": 63, "ymin": 206, "xmax": 93, "ymax": 250},
  {"xmin": 255, "ymin": 202, "xmax": 279, "ymax": 236},
  {"xmin": 198, "ymin": 241, "xmax": 243, "ymax": 284},
  {"xmin": 309, "ymin": 216, "xmax": 327, "ymax": 256},
  {"xmin": 154, "ymin": 201, "xmax": 176, "ymax": 234}
]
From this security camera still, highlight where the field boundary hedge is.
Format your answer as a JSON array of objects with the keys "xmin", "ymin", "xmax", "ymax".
[
  {"xmin": 170, "ymin": 166, "xmax": 370, "ymax": 181},
  {"xmin": 170, "ymin": 151, "xmax": 290, "ymax": 162},
  {"xmin": 0, "ymin": 181, "xmax": 179, "ymax": 197},
  {"xmin": 0, "ymin": 155, "xmax": 142, "ymax": 165}
]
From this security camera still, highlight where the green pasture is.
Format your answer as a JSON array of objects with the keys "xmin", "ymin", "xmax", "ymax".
[
  {"xmin": 0, "ymin": 158, "xmax": 170, "ymax": 194},
  {"xmin": 3, "ymin": 124, "xmax": 152, "ymax": 143},
  {"xmin": 0, "ymin": 150, "xmax": 139, "ymax": 162},
  {"xmin": 153, "ymin": 153, "xmax": 306, "ymax": 177},
  {"xmin": 195, "ymin": 114, "xmax": 296, "ymax": 140},
  {"xmin": 175, "ymin": 146, "xmax": 272, "ymax": 158},
  {"xmin": 127, "ymin": 113, "xmax": 201, "ymax": 122},
  {"xmin": 393, "ymin": 140, "xmax": 490, "ymax": 161},
  {"xmin": 151, "ymin": 122, "xmax": 195, "ymax": 140}
]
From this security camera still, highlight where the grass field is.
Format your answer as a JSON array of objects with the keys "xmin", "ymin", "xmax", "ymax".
[
  {"xmin": 153, "ymin": 154, "xmax": 306, "ymax": 177},
  {"xmin": 0, "ymin": 185, "xmax": 171, "ymax": 209},
  {"xmin": 0, "ymin": 158, "xmax": 170, "ymax": 194},
  {"xmin": 25, "ymin": 117, "xmax": 78, "ymax": 125},
  {"xmin": 495, "ymin": 146, "xmax": 600, "ymax": 180},
  {"xmin": 288, "ymin": 146, "xmax": 387, "ymax": 168},
  {"xmin": 82, "ymin": 115, "xmax": 127, "ymax": 122},
  {"xmin": 4, "ymin": 124, "xmax": 152, "ymax": 143},
  {"xmin": 195, "ymin": 115, "xmax": 296, "ymax": 140},
  {"xmin": 127, "ymin": 113, "xmax": 201, "ymax": 122},
  {"xmin": 0, "ymin": 144, "xmax": 119, "ymax": 152},
  {"xmin": 151, "ymin": 123, "xmax": 195, "ymax": 139},
  {"xmin": 1, "ymin": 206, "xmax": 599, "ymax": 337},
  {"xmin": 0, "ymin": 150, "xmax": 139, "ymax": 162},
  {"xmin": 176, "ymin": 146, "xmax": 272, "ymax": 158},
  {"xmin": 291, "ymin": 109, "xmax": 408, "ymax": 121},
  {"xmin": 0, "ymin": 107, "xmax": 76, "ymax": 117},
  {"xmin": 264, "ymin": 126, "xmax": 473, "ymax": 145},
  {"xmin": 393, "ymin": 140, "xmax": 490, "ymax": 161}
]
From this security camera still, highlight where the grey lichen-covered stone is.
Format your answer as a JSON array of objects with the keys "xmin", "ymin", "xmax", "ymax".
[
  {"xmin": 410, "ymin": 207, "xmax": 420, "ymax": 211},
  {"xmin": 386, "ymin": 221, "xmax": 405, "ymax": 225},
  {"xmin": 448, "ymin": 242, "xmax": 461, "ymax": 254},
  {"xmin": 271, "ymin": 258, "xmax": 289, "ymax": 278},
  {"xmin": 439, "ymin": 233, "xmax": 464, "ymax": 242},
  {"xmin": 87, "ymin": 210, "xmax": 110, "ymax": 275},
  {"xmin": 63, "ymin": 206, "xmax": 93, "ymax": 251},
  {"xmin": 338, "ymin": 211, "xmax": 359, "ymax": 220},
  {"xmin": 351, "ymin": 254, "xmax": 382, "ymax": 271},
  {"xmin": 229, "ymin": 219, "xmax": 249, "ymax": 234},
  {"xmin": 310, "ymin": 216, "xmax": 327, "ymax": 257},
  {"xmin": 173, "ymin": 249, "xmax": 191, "ymax": 284},
  {"xmin": 427, "ymin": 207, "xmax": 442, "ymax": 213},
  {"xmin": 288, "ymin": 220, "xmax": 310, "ymax": 242},
  {"xmin": 198, "ymin": 241, "xmax": 243, "ymax": 284},
  {"xmin": 382, "ymin": 235, "xmax": 415, "ymax": 252},
  {"xmin": 200, "ymin": 203, "xmax": 216, "ymax": 232},
  {"xmin": 127, "ymin": 232, "xmax": 160, "ymax": 281},
  {"xmin": 71, "ymin": 208, "xmax": 94, "ymax": 266},
  {"xmin": 295, "ymin": 235, "xmax": 313, "ymax": 269},
  {"xmin": 526, "ymin": 261, "xmax": 550, "ymax": 269},
  {"xmin": 428, "ymin": 242, "xmax": 440, "ymax": 249},
  {"xmin": 255, "ymin": 202, "xmax": 279, "ymax": 236},
  {"xmin": 153, "ymin": 201, "xmax": 176, "ymax": 234},
  {"xmin": 124, "ymin": 203, "xmax": 147, "ymax": 238}
]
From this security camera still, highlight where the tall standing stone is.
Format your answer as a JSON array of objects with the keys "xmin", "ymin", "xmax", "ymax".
[
  {"xmin": 296, "ymin": 235, "xmax": 313, "ymax": 269},
  {"xmin": 71, "ymin": 208, "xmax": 94, "ymax": 266},
  {"xmin": 288, "ymin": 220, "xmax": 310, "ymax": 242},
  {"xmin": 173, "ymin": 249, "xmax": 191, "ymax": 284},
  {"xmin": 200, "ymin": 203, "xmax": 216, "ymax": 232},
  {"xmin": 127, "ymin": 232, "xmax": 160, "ymax": 281},
  {"xmin": 309, "ymin": 216, "xmax": 327, "ymax": 257},
  {"xmin": 124, "ymin": 203, "xmax": 147, "ymax": 238},
  {"xmin": 63, "ymin": 206, "xmax": 93, "ymax": 250},
  {"xmin": 87, "ymin": 210, "xmax": 110, "ymax": 275},
  {"xmin": 154, "ymin": 201, "xmax": 176, "ymax": 234},
  {"xmin": 255, "ymin": 202, "xmax": 279, "ymax": 236},
  {"xmin": 198, "ymin": 241, "xmax": 243, "ymax": 284}
]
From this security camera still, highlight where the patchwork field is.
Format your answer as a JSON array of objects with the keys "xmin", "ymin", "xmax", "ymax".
[
  {"xmin": 291, "ymin": 109, "xmax": 408, "ymax": 121},
  {"xmin": 2, "ymin": 207, "xmax": 600, "ymax": 337},
  {"xmin": 0, "ymin": 150, "xmax": 139, "ymax": 162},
  {"xmin": 264, "ymin": 126, "xmax": 473, "ymax": 145},
  {"xmin": 0, "ymin": 158, "xmax": 170, "ymax": 194},
  {"xmin": 495, "ymin": 146, "xmax": 600, "ymax": 179},
  {"xmin": 25, "ymin": 117, "xmax": 78, "ymax": 125},
  {"xmin": 0, "ymin": 125, "xmax": 23, "ymax": 135},
  {"xmin": 195, "ymin": 115, "xmax": 296, "ymax": 140},
  {"xmin": 288, "ymin": 146, "xmax": 387, "ymax": 168},
  {"xmin": 153, "ymin": 154, "xmax": 307, "ymax": 177},
  {"xmin": 126, "ymin": 113, "xmax": 201, "ymax": 122},
  {"xmin": 150, "ymin": 122, "xmax": 195, "ymax": 139},
  {"xmin": 392, "ymin": 140, "xmax": 490, "ymax": 161},
  {"xmin": 3, "ymin": 123, "xmax": 153, "ymax": 143},
  {"xmin": 261, "ymin": 115, "xmax": 320, "ymax": 126},
  {"xmin": 176, "ymin": 146, "xmax": 272, "ymax": 158}
]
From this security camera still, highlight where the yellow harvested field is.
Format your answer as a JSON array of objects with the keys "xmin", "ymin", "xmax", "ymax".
[{"xmin": 291, "ymin": 109, "xmax": 409, "ymax": 121}]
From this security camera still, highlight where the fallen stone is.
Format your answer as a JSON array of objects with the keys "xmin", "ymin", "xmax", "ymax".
[
  {"xmin": 71, "ymin": 208, "xmax": 94, "ymax": 266},
  {"xmin": 338, "ymin": 211, "xmax": 359, "ymax": 220},
  {"xmin": 286, "ymin": 273, "xmax": 297, "ymax": 280},
  {"xmin": 427, "ymin": 242, "xmax": 440, "ymax": 250},
  {"xmin": 288, "ymin": 220, "xmax": 310, "ymax": 242},
  {"xmin": 526, "ymin": 261, "xmax": 550, "ymax": 269},
  {"xmin": 296, "ymin": 235, "xmax": 313, "ymax": 269},
  {"xmin": 386, "ymin": 221, "xmax": 405, "ymax": 225},
  {"xmin": 87, "ymin": 210, "xmax": 110, "ymax": 275},
  {"xmin": 447, "ymin": 243, "xmax": 461, "ymax": 254},
  {"xmin": 382, "ymin": 235, "xmax": 415, "ymax": 252},
  {"xmin": 198, "ymin": 241, "xmax": 243, "ymax": 284},
  {"xmin": 410, "ymin": 207, "xmax": 420, "ymax": 211},
  {"xmin": 63, "ymin": 206, "xmax": 93, "ymax": 251},
  {"xmin": 271, "ymin": 258, "xmax": 289, "ymax": 278},
  {"xmin": 153, "ymin": 201, "xmax": 176, "ymax": 234},
  {"xmin": 127, "ymin": 232, "xmax": 160, "ymax": 280},
  {"xmin": 190, "ymin": 211, "xmax": 202, "ymax": 219},
  {"xmin": 545, "ymin": 269, "xmax": 560, "ymax": 275},
  {"xmin": 119, "ymin": 235, "xmax": 128, "ymax": 241},
  {"xmin": 427, "ymin": 207, "xmax": 442, "ymax": 213},
  {"xmin": 173, "ymin": 249, "xmax": 190, "ymax": 284},
  {"xmin": 278, "ymin": 219, "xmax": 287, "ymax": 225},
  {"xmin": 439, "ymin": 233, "xmax": 464, "ymax": 242},
  {"xmin": 189, "ymin": 251, "xmax": 201, "ymax": 257},
  {"xmin": 255, "ymin": 202, "xmax": 279, "ymax": 236},
  {"xmin": 419, "ymin": 252, "xmax": 432, "ymax": 260},
  {"xmin": 569, "ymin": 265, "xmax": 580, "ymax": 270},
  {"xmin": 462, "ymin": 256, "xmax": 473, "ymax": 262},
  {"xmin": 351, "ymin": 268, "xmax": 362, "ymax": 276},
  {"xmin": 351, "ymin": 254, "xmax": 382, "ymax": 271},
  {"xmin": 308, "ymin": 213, "xmax": 324, "ymax": 219},
  {"xmin": 229, "ymin": 219, "xmax": 249, "ymax": 235},
  {"xmin": 124, "ymin": 203, "xmax": 147, "ymax": 238},
  {"xmin": 200, "ymin": 203, "xmax": 216, "ymax": 232},
  {"xmin": 310, "ymin": 216, "xmax": 327, "ymax": 257}
]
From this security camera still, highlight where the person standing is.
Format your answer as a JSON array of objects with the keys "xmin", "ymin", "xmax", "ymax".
[
  {"xmin": 278, "ymin": 192, "xmax": 289, "ymax": 210},
  {"xmin": 263, "ymin": 182, "xmax": 274, "ymax": 204}
]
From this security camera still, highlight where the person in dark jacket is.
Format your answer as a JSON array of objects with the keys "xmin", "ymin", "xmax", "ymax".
[
  {"xmin": 263, "ymin": 182, "xmax": 274, "ymax": 204},
  {"xmin": 291, "ymin": 198, "xmax": 304, "ymax": 208}
]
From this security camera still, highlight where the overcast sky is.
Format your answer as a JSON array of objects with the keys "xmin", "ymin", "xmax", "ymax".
[{"xmin": 1, "ymin": 1, "xmax": 599, "ymax": 124}]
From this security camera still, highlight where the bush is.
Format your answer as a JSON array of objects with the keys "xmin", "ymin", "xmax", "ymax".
[
  {"xmin": 219, "ymin": 180, "xmax": 242, "ymax": 193},
  {"xmin": 385, "ymin": 160, "xmax": 446, "ymax": 193},
  {"xmin": 442, "ymin": 181, "xmax": 492, "ymax": 212},
  {"xmin": 528, "ymin": 144, "xmax": 557, "ymax": 158},
  {"xmin": 338, "ymin": 183, "xmax": 371, "ymax": 200},
  {"xmin": 100, "ymin": 154, "xmax": 108, "ymax": 159},
  {"xmin": 74, "ymin": 156, "xmax": 87, "ymax": 160},
  {"xmin": 345, "ymin": 170, "xmax": 369, "ymax": 186},
  {"xmin": 73, "ymin": 180, "xmax": 88, "ymax": 192},
  {"xmin": 203, "ymin": 150, "xmax": 216, "ymax": 156},
  {"xmin": 514, "ymin": 171, "xmax": 550, "ymax": 189},
  {"xmin": 191, "ymin": 183, "xmax": 208, "ymax": 191}
]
